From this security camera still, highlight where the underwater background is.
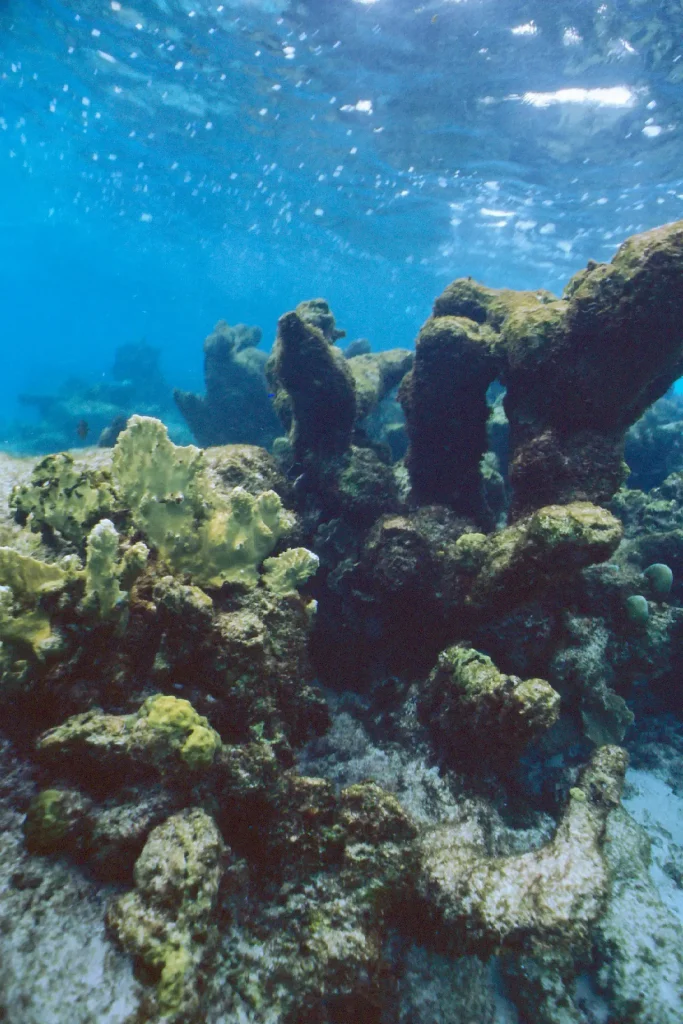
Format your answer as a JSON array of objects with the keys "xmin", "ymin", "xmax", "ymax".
[
  {"xmin": 3, "ymin": 0, "xmax": 683, "ymax": 432},
  {"xmin": 3, "ymin": 2, "xmax": 683, "ymax": 1024}
]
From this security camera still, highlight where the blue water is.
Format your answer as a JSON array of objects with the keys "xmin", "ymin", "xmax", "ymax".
[{"xmin": 2, "ymin": 0, "xmax": 683, "ymax": 425}]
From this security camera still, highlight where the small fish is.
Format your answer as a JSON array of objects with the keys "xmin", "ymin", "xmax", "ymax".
[
  {"xmin": 76, "ymin": 419, "xmax": 89, "ymax": 441},
  {"xmin": 432, "ymin": 14, "xmax": 439, "ymax": 23}
]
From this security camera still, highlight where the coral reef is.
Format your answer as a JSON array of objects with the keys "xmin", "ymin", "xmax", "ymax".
[
  {"xmin": 419, "ymin": 645, "xmax": 560, "ymax": 766},
  {"xmin": 174, "ymin": 320, "xmax": 281, "ymax": 449},
  {"xmin": 1, "ymin": 222, "xmax": 683, "ymax": 1024}
]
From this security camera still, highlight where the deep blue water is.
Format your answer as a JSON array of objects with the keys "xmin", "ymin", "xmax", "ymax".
[{"xmin": 2, "ymin": 0, "xmax": 683, "ymax": 428}]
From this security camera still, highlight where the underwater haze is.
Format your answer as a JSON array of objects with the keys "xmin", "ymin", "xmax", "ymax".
[{"xmin": 2, "ymin": 0, "xmax": 683, "ymax": 429}]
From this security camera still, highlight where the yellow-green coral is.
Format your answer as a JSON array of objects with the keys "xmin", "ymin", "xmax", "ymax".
[
  {"xmin": 140, "ymin": 694, "xmax": 221, "ymax": 770},
  {"xmin": 0, "ymin": 548, "xmax": 68, "ymax": 657},
  {"xmin": 10, "ymin": 452, "xmax": 115, "ymax": 545},
  {"xmin": 111, "ymin": 416, "xmax": 294, "ymax": 587},
  {"xmin": 83, "ymin": 519, "xmax": 148, "ymax": 617},
  {"xmin": 262, "ymin": 547, "xmax": 320, "ymax": 595},
  {"xmin": 0, "ymin": 547, "xmax": 67, "ymax": 599}
]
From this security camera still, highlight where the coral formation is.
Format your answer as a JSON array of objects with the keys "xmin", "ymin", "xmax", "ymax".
[
  {"xmin": 107, "ymin": 808, "xmax": 225, "ymax": 1022},
  {"xmin": 419, "ymin": 644, "xmax": 560, "ymax": 764},
  {"xmin": 416, "ymin": 746, "xmax": 627, "ymax": 957},
  {"xmin": 402, "ymin": 221, "xmax": 683, "ymax": 520},
  {"xmin": 6, "ymin": 341, "xmax": 184, "ymax": 455},
  {"xmin": 272, "ymin": 308, "xmax": 357, "ymax": 465},
  {"xmin": 174, "ymin": 320, "xmax": 281, "ymax": 448}
]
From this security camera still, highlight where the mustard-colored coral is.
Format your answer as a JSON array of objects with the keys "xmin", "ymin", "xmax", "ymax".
[
  {"xmin": 262, "ymin": 547, "xmax": 320, "ymax": 595},
  {"xmin": 111, "ymin": 416, "xmax": 294, "ymax": 587},
  {"xmin": 0, "ymin": 547, "xmax": 67, "ymax": 599}
]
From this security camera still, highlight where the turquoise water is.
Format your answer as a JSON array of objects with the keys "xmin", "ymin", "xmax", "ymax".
[{"xmin": 2, "ymin": 0, "xmax": 683, "ymax": 426}]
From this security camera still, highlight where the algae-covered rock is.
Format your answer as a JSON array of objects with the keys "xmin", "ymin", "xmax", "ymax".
[
  {"xmin": 404, "ymin": 222, "xmax": 683, "ymax": 519},
  {"xmin": 173, "ymin": 319, "xmax": 280, "ymax": 449},
  {"xmin": 469, "ymin": 501, "xmax": 623, "ymax": 610},
  {"xmin": 347, "ymin": 348, "xmax": 414, "ymax": 421},
  {"xmin": 272, "ymin": 310, "xmax": 357, "ymax": 465},
  {"xmin": 107, "ymin": 808, "xmax": 225, "ymax": 1023},
  {"xmin": 36, "ymin": 694, "xmax": 222, "ymax": 783},
  {"xmin": 417, "ymin": 746, "xmax": 627, "ymax": 958},
  {"xmin": 23, "ymin": 787, "xmax": 93, "ymax": 856},
  {"xmin": 294, "ymin": 297, "xmax": 345, "ymax": 342},
  {"xmin": 399, "ymin": 314, "xmax": 499, "ymax": 524},
  {"xmin": 419, "ymin": 645, "xmax": 560, "ymax": 764}
]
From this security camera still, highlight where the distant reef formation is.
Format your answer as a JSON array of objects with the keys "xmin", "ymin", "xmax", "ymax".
[
  {"xmin": 1, "ymin": 221, "xmax": 683, "ymax": 1024},
  {"xmin": 1, "ymin": 341, "xmax": 188, "ymax": 455},
  {"xmin": 173, "ymin": 320, "xmax": 281, "ymax": 449}
]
